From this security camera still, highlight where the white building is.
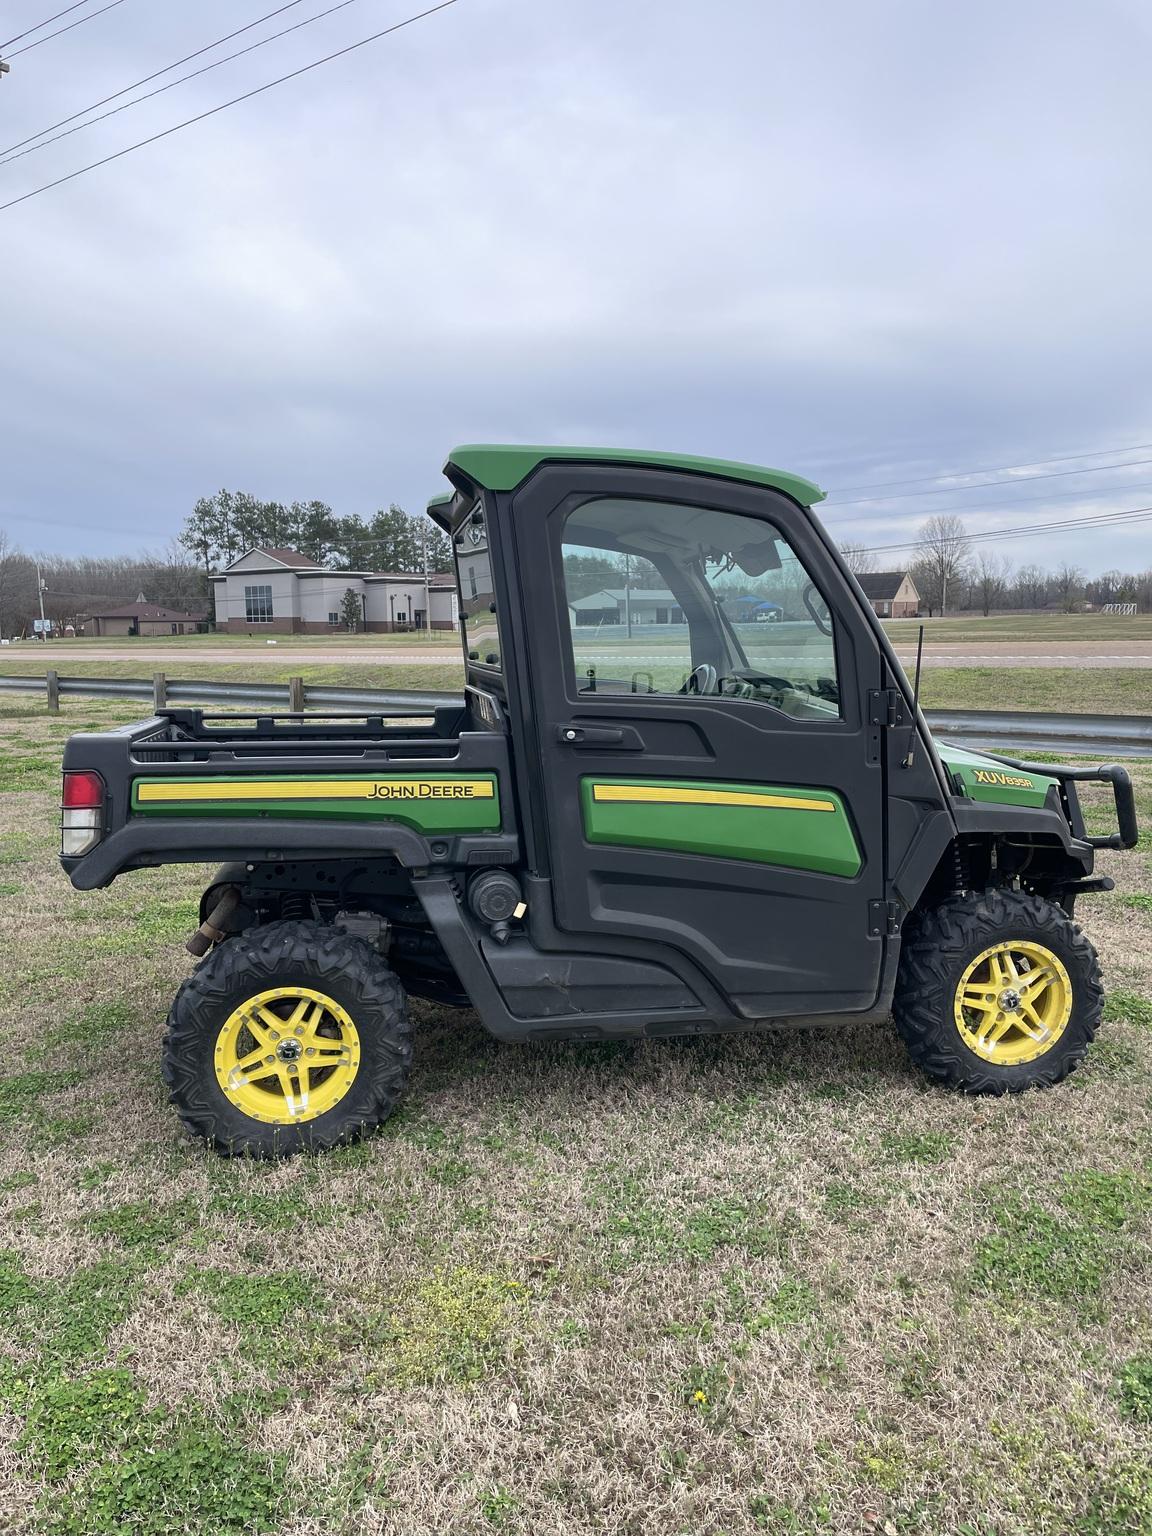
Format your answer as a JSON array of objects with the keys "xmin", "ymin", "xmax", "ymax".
[
  {"xmin": 568, "ymin": 588, "xmax": 685, "ymax": 627},
  {"xmin": 210, "ymin": 547, "xmax": 459, "ymax": 634}
]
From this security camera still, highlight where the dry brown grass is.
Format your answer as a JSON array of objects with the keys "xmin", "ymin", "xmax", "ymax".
[{"xmin": 1, "ymin": 699, "xmax": 1151, "ymax": 1535}]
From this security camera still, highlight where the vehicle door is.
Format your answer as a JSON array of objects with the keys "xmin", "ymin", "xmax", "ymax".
[{"xmin": 508, "ymin": 464, "xmax": 888, "ymax": 1019}]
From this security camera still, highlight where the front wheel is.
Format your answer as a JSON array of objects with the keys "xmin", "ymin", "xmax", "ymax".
[
  {"xmin": 893, "ymin": 889, "xmax": 1103, "ymax": 1094},
  {"xmin": 162, "ymin": 920, "xmax": 412, "ymax": 1157}
]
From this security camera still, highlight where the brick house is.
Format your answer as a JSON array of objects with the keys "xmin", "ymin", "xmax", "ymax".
[
  {"xmin": 210, "ymin": 548, "xmax": 459, "ymax": 635},
  {"xmin": 855, "ymin": 571, "xmax": 920, "ymax": 619},
  {"xmin": 87, "ymin": 600, "xmax": 206, "ymax": 637}
]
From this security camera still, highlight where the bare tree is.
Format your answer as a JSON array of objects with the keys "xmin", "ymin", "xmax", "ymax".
[
  {"xmin": 137, "ymin": 542, "xmax": 205, "ymax": 613},
  {"xmin": 1012, "ymin": 564, "xmax": 1049, "ymax": 611},
  {"xmin": 1053, "ymin": 563, "xmax": 1085, "ymax": 613},
  {"xmin": 0, "ymin": 531, "xmax": 37, "ymax": 638},
  {"xmin": 912, "ymin": 514, "xmax": 970, "ymax": 616},
  {"xmin": 839, "ymin": 541, "xmax": 876, "ymax": 576},
  {"xmin": 1086, "ymin": 569, "xmax": 1139, "ymax": 607},
  {"xmin": 0, "ymin": 531, "xmax": 16, "ymax": 638},
  {"xmin": 971, "ymin": 551, "xmax": 1012, "ymax": 617}
]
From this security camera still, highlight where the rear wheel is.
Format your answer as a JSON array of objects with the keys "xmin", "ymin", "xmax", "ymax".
[
  {"xmin": 162, "ymin": 920, "xmax": 411, "ymax": 1157},
  {"xmin": 893, "ymin": 888, "xmax": 1102, "ymax": 1093}
]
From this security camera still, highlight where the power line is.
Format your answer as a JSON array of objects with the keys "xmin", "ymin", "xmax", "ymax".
[
  {"xmin": 851, "ymin": 503, "xmax": 1152, "ymax": 557},
  {"xmin": 1, "ymin": 0, "xmax": 96, "ymax": 49},
  {"xmin": 0, "ymin": 0, "xmax": 314, "ymax": 159},
  {"xmin": 851, "ymin": 505, "xmax": 1150, "ymax": 555},
  {"xmin": 0, "ymin": 0, "xmax": 370, "ymax": 169},
  {"xmin": 827, "ymin": 440, "xmax": 1152, "ymax": 497},
  {"xmin": 4, "ymin": 0, "xmax": 124, "ymax": 58},
  {"xmin": 0, "ymin": 0, "xmax": 459, "ymax": 214},
  {"xmin": 882, "ymin": 504, "xmax": 1152, "ymax": 551},
  {"xmin": 827, "ymin": 455, "xmax": 1152, "ymax": 509},
  {"xmin": 825, "ymin": 479, "xmax": 1152, "ymax": 528}
]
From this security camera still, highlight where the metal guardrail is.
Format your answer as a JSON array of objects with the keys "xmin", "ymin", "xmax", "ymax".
[
  {"xmin": 1, "ymin": 672, "xmax": 1150, "ymax": 757},
  {"xmin": 924, "ymin": 708, "xmax": 1152, "ymax": 759},
  {"xmin": 0, "ymin": 672, "xmax": 460, "ymax": 714}
]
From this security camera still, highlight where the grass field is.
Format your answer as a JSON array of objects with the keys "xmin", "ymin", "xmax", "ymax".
[
  {"xmin": 919, "ymin": 668, "xmax": 1152, "ymax": 713},
  {"xmin": 1, "ymin": 657, "xmax": 1151, "ymax": 715},
  {"xmin": 883, "ymin": 614, "xmax": 1152, "ymax": 644},
  {"xmin": 1, "ymin": 696, "xmax": 1152, "ymax": 1534}
]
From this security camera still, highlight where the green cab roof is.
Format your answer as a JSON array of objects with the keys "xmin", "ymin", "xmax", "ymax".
[{"xmin": 445, "ymin": 444, "xmax": 824, "ymax": 505}]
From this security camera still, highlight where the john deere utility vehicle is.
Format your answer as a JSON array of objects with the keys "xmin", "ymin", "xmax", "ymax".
[{"xmin": 59, "ymin": 445, "xmax": 1138, "ymax": 1156}]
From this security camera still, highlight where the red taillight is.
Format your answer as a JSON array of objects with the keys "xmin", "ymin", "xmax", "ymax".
[
  {"xmin": 62, "ymin": 771, "xmax": 104, "ymax": 809},
  {"xmin": 61, "ymin": 771, "xmax": 105, "ymax": 857}
]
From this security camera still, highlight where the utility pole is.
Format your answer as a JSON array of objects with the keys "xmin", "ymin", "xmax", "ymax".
[
  {"xmin": 0, "ymin": 60, "xmax": 11, "ymax": 79},
  {"xmin": 37, "ymin": 562, "xmax": 47, "ymax": 636},
  {"xmin": 420, "ymin": 522, "xmax": 430, "ymax": 637},
  {"xmin": 623, "ymin": 554, "xmax": 633, "ymax": 639}
]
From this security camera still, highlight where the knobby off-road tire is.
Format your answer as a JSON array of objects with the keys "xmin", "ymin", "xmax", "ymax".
[
  {"xmin": 893, "ymin": 888, "xmax": 1103, "ymax": 1094},
  {"xmin": 162, "ymin": 920, "xmax": 412, "ymax": 1158}
]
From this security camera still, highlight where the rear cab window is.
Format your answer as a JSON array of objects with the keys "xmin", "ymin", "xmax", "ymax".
[{"xmin": 454, "ymin": 503, "xmax": 503, "ymax": 670}]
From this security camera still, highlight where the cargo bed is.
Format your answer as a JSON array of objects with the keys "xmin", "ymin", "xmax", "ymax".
[{"xmin": 60, "ymin": 706, "xmax": 519, "ymax": 889}]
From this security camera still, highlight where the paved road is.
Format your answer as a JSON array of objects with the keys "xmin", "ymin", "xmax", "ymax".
[{"xmin": 20, "ymin": 643, "xmax": 1152, "ymax": 670}]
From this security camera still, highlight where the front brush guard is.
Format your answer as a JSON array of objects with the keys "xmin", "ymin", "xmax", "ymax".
[{"xmin": 1001, "ymin": 758, "xmax": 1139, "ymax": 851}]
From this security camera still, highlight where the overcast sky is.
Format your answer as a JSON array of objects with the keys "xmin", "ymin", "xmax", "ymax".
[{"xmin": 1, "ymin": 0, "xmax": 1150, "ymax": 571}]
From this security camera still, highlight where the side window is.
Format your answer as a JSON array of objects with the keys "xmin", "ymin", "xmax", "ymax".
[
  {"xmin": 453, "ymin": 504, "xmax": 503, "ymax": 668},
  {"xmin": 561, "ymin": 497, "xmax": 840, "ymax": 718}
]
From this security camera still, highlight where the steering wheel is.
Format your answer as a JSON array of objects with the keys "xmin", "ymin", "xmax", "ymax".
[
  {"xmin": 731, "ymin": 669, "xmax": 794, "ymax": 693},
  {"xmin": 681, "ymin": 663, "xmax": 719, "ymax": 696}
]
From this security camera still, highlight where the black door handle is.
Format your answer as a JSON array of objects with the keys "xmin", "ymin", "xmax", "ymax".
[{"xmin": 556, "ymin": 724, "xmax": 643, "ymax": 749}]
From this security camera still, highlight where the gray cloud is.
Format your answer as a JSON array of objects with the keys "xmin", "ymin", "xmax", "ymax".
[{"xmin": 1, "ymin": 0, "xmax": 1150, "ymax": 568}]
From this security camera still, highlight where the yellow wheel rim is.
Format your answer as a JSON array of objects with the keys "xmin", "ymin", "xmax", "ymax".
[
  {"xmin": 213, "ymin": 986, "xmax": 361, "ymax": 1125},
  {"xmin": 954, "ymin": 940, "xmax": 1073, "ymax": 1066}
]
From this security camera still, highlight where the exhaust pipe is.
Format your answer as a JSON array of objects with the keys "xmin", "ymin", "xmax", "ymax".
[{"xmin": 186, "ymin": 885, "xmax": 241, "ymax": 957}]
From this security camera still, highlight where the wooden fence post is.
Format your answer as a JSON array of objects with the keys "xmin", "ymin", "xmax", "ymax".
[
  {"xmin": 289, "ymin": 676, "xmax": 305, "ymax": 713},
  {"xmin": 153, "ymin": 672, "xmax": 167, "ymax": 711},
  {"xmin": 46, "ymin": 669, "xmax": 59, "ymax": 713}
]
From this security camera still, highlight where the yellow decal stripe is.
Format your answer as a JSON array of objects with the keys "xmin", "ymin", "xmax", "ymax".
[
  {"xmin": 136, "ymin": 779, "xmax": 495, "ymax": 804},
  {"xmin": 591, "ymin": 785, "xmax": 836, "ymax": 813}
]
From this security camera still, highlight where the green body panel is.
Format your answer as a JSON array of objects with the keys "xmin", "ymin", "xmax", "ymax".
[
  {"xmin": 447, "ymin": 444, "xmax": 825, "ymax": 505},
  {"xmin": 933, "ymin": 741, "xmax": 1058, "ymax": 809},
  {"xmin": 130, "ymin": 774, "xmax": 501, "ymax": 832},
  {"xmin": 580, "ymin": 777, "xmax": 861, "ymax": 877}
]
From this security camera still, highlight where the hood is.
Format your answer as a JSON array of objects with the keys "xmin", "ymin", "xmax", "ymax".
[{"xmin": 933, "ymin": 739, "xmax": 1060, "ymax": 810}]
